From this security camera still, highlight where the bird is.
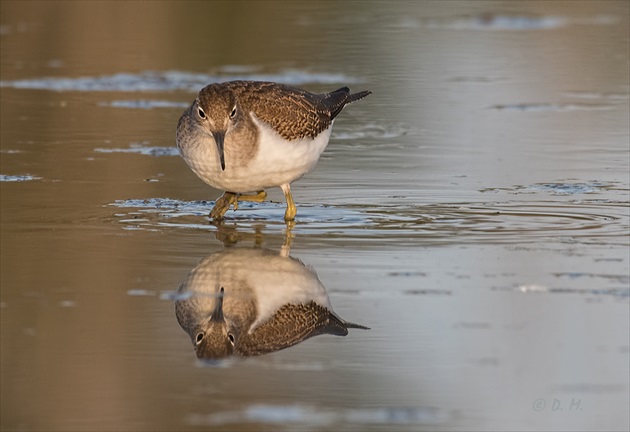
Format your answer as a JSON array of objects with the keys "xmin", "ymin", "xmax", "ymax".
[
  {"xmin": 176, "ymin": 80, "xmax": 371, "ymax": 221},
  {"xmin": 175, "ymin": 247, "xmax": 369, "ymax": 359}
]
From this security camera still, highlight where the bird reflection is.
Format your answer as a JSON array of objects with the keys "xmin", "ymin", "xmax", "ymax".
[{"xmin": 175, "ymin": 247, "xmax": 368, "ymax": 359}]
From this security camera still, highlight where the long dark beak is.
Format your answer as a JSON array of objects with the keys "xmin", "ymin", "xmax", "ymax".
[
  {"xmin": 210, "ymin": 287, "xmax": 225, "ymax": 322},
  {"xmin": 213, "ymin": 131, "xmax": 226, "ymax": 171}
]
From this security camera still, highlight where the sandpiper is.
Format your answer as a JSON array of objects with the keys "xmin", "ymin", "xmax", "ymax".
[
  {"xmin": 175, "ymin": 248, "xmax": 369, "ymax": 359},
  {"xmin": 176, "ymin": 80, "xmax": 371, "ymax": 221}
]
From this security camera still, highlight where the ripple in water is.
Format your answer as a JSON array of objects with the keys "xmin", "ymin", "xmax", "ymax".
[{"xmin": 108, "ymin": 197, "xmax": 627, "ymax": 247}]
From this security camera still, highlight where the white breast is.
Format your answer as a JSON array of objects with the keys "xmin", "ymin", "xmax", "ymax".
[
  {"xmin": 179, "ymin": 114, "xmax": 333, "ymax": 193},
  {"xmin": 189, "ymin": 249, "xmax": 332, "ymax": 332},
  {"xmin": 243, "ymin": 254, "xmax": 332, "ymax": 332},
  {"xmin": 244, "ymin": 114, "xmax": 333, "ymax": 191}
]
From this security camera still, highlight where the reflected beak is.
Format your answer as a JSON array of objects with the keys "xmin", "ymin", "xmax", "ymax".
[
  {"xmin": 211, "ymin": 287, "xmax": 225, "ymax": 322},
  {"xmin": 213, "ymin": 131, "xmax": 226, "ymax": 171}
]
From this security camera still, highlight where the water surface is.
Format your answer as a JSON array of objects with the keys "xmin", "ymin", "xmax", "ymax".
[{"xmin": 1, "ymin": 1, "xmax": 628, "ymax": 431}]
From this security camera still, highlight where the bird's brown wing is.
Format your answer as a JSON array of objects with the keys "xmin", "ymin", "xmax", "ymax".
[
  {"xmin": 235, "ymin": 301, "xmax": 350, "ymax": 356},
  {"xmin": 229, "ymin": 81, "xmax": 369, "ymax": 140}
]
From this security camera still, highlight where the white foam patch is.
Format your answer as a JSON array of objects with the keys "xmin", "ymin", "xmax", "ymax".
[
  {"xmin": 491, "ymin": 103, "xmax": 616, "ymax": 112},
  {"xmin": 185, "ymin": 404, "xmax": 447, "ymax": 427},
  {"xmin": 98, "ymin": 100, "xmax": 190, "ymax": 110},
  {"xmin": 0, "ymin": 70, "xmax": 362, "ymax": 93},
  {"xmin": 0, "ymin": 174, "xmax": 41, "ymax": 182},
  {"xmin": 393, "ymin": 14, "xmax": 619, "ymax": 31},
  {"xmin": 332, "ymin": 122, "xmax": 408, "ymax": 140},
  {"xmin": 94, "ymin": 145, "xmax": 179, "ymax": 157}
]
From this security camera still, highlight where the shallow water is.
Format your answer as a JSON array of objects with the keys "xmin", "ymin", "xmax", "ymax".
[{"xmin": 1, "ymin": 1, "xmax": 629, "ymax": 431}]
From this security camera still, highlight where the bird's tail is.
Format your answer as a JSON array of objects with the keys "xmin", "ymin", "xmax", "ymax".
[
  {"xmin": 327, "ymin": 87, "xmax": 372, "ymax": 120},
  {"xmin": 343, "ymin": 321, "xmax": 371, "ymax": 330},
  {"xmin": 346, "ymin": 90, "xmax": 372, "ymax": 104}
]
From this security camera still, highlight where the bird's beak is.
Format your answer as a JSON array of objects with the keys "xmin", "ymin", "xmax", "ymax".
[
  {"xmin": 210, "ymin": 287, "xmax": 225, "ymax": 322},
  {"xmin": 213, "ymin": 131, "xmax": 226, "ymax": 171}
]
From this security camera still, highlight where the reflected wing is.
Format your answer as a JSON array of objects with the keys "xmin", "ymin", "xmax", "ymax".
[{"xmin": 236, "ymin": 301, "xmax": 350, "ymax": 356}]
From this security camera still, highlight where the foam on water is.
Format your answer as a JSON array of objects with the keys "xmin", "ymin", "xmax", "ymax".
[
  {"xmin": 185, "ymin": 404, "xmax": 446, "ymax": 427},
  {"xmin": 392, "ymin": 13, "xmax": 618, "ymax": 31},
  {"xmin": 0, "ymin": 69, "xmax": 361, "ymax": 93},
  {"xmin": 94, "ymin": 145, "xmax": 179, "ymax": 157},
  {"xmin": 0, "ymin": 174, "xmax": 41, "ymax": 182},
  {"xmin": 332, "ymin": 122, "xmax": 409, "ymax": 140},
  {"xmin": 480, "ymin": 181, "xmax": 619, "ymax": 195},
  {"xmin": 98, "ymin": 100, "xmax": 190, "ymax": 110},
  {"xmin": 490, "ymin": 103, "xmax": 617, "ymax": 112}
]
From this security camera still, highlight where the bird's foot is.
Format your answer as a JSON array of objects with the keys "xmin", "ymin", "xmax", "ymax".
[
  {"xmin": 210, "ymin": 192, "xmax": 238, "ymax": 219},
  {"xmin": 209, "ymin": 190, "xmax": 268, "ymax": 219},
  {"xmin": 284, "ymin": 206, "xmax": 296, "ymax": 222}
]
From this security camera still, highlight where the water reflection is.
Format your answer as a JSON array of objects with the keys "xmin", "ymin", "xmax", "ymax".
[{"xmin": 175, "ymin": 244, "xmax": 368, "ymax": 360}]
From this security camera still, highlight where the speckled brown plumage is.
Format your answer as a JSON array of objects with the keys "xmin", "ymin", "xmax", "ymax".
[
  {"xmin": 197, "ymin": 81, "xmax": 371, "ymax": 141},
  {"xmin": 236, "ymin": 301, "xmax": 369, "ymax": 356}
]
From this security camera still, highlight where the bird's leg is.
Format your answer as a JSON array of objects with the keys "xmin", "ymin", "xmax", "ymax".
[
  {"xmin": 234, "ymin": 190, "xmax": 267, "ymax": 211},
  {"xmin": 210, "ymin": 191, "xmax": 267, "ymax": 219},
  {"xmin": 280, "ymin": 184, "xmax": 297, "ymax": 221},
  {"xmin": 237, "ymin": 190, "xmax": 267, "ymax": 203},
  {"xmin": 280, "ymin": 222, "xmax": 295, "ymax": 257},
  {"xmin": 210, "ymin": 192, "xmax": 238, "ymax": 219}
]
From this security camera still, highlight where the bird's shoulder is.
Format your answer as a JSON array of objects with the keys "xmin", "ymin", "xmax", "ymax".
[{"xmin": 230, "ymin": 81, "xmax": 347, "ymax": 140}]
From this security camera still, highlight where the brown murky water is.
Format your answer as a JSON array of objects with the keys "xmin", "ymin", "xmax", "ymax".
[{"xmin": 1, "ymin": 1, "xmax": 628, "ymax": 431}]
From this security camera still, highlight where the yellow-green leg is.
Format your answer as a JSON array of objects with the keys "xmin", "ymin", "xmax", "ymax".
[
  {"xmin": 209, "ymin": 190, "xmax": 267, "ymax": 219},
  {"xmin": 210, "ymin": 192, "xmax": 238, "ymax": 219},
  {"xmin": 281, "ymin": 184, "xmax": 297, "ymax": 221},
  {"xmin": 280, "ymin": 222, "xmax": 294, "ymax": 257},
  {"xmin": 238, "ymin": 190, "xmax": 267, "ymax": 203}
]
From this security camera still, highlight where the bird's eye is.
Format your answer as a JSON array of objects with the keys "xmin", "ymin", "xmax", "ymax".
[
  {"xmin": 195, "ymin": 332, "xmax": 204, "ymax": 345},
  {"xmin": 198, "ymin": 108, "xmax": 206, "ymax": 119},
  {"xmin": 229, "ymin": 106, "xmax": 237, "ymax": 119},
  {"xmin": 228, "ymin": 333, "xmax": 235, "ymax": 344}
]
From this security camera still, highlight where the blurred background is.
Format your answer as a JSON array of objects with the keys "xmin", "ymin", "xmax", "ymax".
[{"xmin": 1, "ymin": 1, "xmax": 628, "ymax": 431}]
